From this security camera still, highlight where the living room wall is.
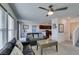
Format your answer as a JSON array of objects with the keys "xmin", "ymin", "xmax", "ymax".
[
  {"xmin": 52, "ymin": 18, "xmax": 68, "ymax": 42},
  {"xmin": 19, "ymin": 20, "xmax": 40, "ymax": 42},
  {"xmin": 56, "ymin": 17, "xmax": 79, "ymax": 44},
  {"xmin": 19, "ymin": 20, "xmax": 39, "ymax": 33}
]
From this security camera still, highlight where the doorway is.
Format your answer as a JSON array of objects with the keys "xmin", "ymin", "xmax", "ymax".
[{"xmin": 70, "ymin": 22, "xmax": 79, "ymax": 40}]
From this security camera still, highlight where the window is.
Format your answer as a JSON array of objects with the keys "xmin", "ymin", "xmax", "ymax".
[
  {"xmin": 8, "ymin": 15, "xmax": 14, "ymax": 42},
  {"xmin": 0, "ymin": 7, "xmax": 3, "ymax": 49},
  {"xmin": 0, "ymin": 5, "xmax": 15, "ymax": 49},
  {"xmin": 0, "ymin": 7, "xmax": 8, "ymax": 49}
]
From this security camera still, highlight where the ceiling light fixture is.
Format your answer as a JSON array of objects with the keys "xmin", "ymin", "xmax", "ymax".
[{"xmin": 48, "ymin": 11, "xmax": 54, "ymax": 16}]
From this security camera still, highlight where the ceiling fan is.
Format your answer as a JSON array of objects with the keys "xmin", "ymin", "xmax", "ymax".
[{"xmin": 39, "ymin": 5, "xmax": 68, "ymax": 16}]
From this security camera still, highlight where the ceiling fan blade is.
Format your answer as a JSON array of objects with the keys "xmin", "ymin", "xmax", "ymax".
[
  {"xmin": 54, "ymin": 7, "xmax": 68, "ymax": 11},
  {"xmin": 39, "ymin": 7, "xmax": 49, "ymax": 11}
]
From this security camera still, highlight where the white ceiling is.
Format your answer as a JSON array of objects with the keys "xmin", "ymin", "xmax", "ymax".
[{"xmin": 9, "ymin": 3, "xmax": 79, "ymax": 23}]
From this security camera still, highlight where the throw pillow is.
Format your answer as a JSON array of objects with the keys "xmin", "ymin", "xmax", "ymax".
[
  {"xmin": 10, "ymin": 46, "xmax": 23, "ymax": 55},
  {"xmin": 16, "ymin": 40, "xmax": 23, "ymax": 51}
]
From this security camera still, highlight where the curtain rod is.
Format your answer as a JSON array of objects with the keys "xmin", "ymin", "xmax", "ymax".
[{"xmin": 0, "ymin": 4, "xmax": 15, "ymax": 20}]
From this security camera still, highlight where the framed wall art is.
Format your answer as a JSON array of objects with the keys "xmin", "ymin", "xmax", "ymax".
[
  {"xmin": 53, "ymin": 24, "xmax": 57, "ymax": 29},
  {"xmin": 23, "ymin": 25, "xmax": 29, "ymax": 29},
  {"xmin": 58, "ymin": 24, "xmax": 64, "ymax": 33}
]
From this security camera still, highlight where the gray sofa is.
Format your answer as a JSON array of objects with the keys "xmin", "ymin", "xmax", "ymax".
[
  {"xmin": 0, "ymin": 38, "xmax": 35, "ymax": 55},
  {"xmin": 27, "ymin": 33, "xmax": 47, "ymax": 46}
]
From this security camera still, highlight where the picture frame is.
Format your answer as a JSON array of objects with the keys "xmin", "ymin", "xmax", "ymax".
[
  {"xmin": 53, "ymin": 24, "xmax": 57, "ymax": 29},
  {"xmin": 58, "ymin": 24, "xmax": 64, "ymax": 33},
  {"xmin": 23, "ymin": 25, "xmax": 29, "ymax": 29}
]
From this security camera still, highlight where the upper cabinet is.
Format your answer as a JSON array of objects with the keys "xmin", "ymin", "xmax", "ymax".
[{"xmin": 39, "ymin": 25, "xmax": 51, "ymax": 29}]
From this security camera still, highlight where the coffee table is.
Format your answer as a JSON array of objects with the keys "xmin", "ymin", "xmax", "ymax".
[{"xmin": 37, "ymin": 39, "xmax": 58, "ymax": 55}]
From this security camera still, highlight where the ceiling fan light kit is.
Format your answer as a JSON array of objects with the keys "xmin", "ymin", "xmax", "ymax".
[{"xmin": 48, "ymin": 11, "xmax": 54, "ymax": 16}]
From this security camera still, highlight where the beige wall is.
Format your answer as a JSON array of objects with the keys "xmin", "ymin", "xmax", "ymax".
[
  {"xmin": 59, "ymin": 19, "xmax": 70, "ymax": 41},
  {"xmin": 63, "ymin": 18, "xmax": 79, "ymax": 41},
  {"xmin": 70, "ymin": 22, "xmax": 79, "ymax": 33},
  {"xmin": 60, "ymin": 18, "xmax": 79, "ymax": 41},
  {"xmin": 51, "ymin": 17, "xmax": 79, "ymax": 44}
]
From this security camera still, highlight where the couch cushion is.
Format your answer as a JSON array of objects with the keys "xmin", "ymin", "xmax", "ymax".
[
  {"xmin": 16, "ymin": 40, "xmax": 23, "ymax": 51},
  {"xmin": 0, "ymin": 42, "xmax": 13, "ymax": 55},
  {"xmin": 23, "ymin": 45, "xmax": 34, "ymax": 55},
  {"xmin": 10, "ymin": 46, "xmax": 23, "ymax": 55},
  {"xmin": 27, "ymin": 34, "xmax": 33, "ymax": 40}
]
